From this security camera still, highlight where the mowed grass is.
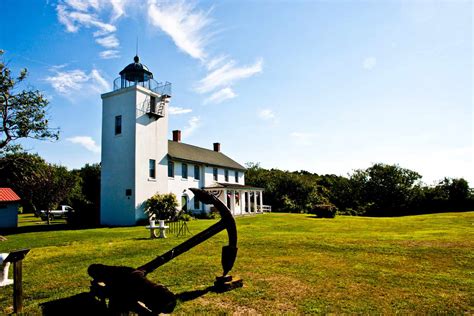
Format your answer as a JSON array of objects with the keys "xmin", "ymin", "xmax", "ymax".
[{"xmin": 1, "ymin": 212, "xmax": 473, "ymax": 314}]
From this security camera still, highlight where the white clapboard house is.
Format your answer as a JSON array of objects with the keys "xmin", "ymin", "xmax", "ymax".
[{"xmin": 100, "ymin": 56, "xmax": 267, "ymax": 226}]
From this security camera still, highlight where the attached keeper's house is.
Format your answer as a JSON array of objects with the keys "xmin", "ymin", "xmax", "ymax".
[{"xmin": 100, "ymin": 56, "xmax": 267, "ymax": 226}]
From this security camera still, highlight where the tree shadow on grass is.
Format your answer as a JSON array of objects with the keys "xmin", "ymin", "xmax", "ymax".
[{"xmin": 0, "ymin": 223, "xmax": 72, "ymax": 236}]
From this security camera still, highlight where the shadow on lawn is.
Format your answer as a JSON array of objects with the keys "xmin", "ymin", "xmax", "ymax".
[
  {"xmin": 0, "ymin": 223, "xmax": 73, "ymax": 236},
  {"xmin": 40, "ymin": 286, "xmax": 216, "ymax": 315}
]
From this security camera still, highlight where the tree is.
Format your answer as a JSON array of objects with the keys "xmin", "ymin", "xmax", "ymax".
[
  {"xmin": 144, "ymin": 193, "xmax": 178, "ymax": 221},
  {"xmin": 0, "ymin": 152, "xmax": 78, "ymax": 224},
  {"xmin": 350, "ymin": 163, "xmax": 422, "ymax": 215},
  {"xmin": 0, "ymin": 49, "xmax": 58, "ymax": 150},
  {"xmin": 34, "ymin": 164, "xmax": 78, "ymax": 224}
]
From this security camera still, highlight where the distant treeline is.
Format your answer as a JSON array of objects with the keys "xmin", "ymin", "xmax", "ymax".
[
  {"xmin": 1, "ymin": 152, "xmax": 472, "ymax": 223},
  {"xmin": 245, "ymin": 162, "xmax": 474, "ymax": 216}
]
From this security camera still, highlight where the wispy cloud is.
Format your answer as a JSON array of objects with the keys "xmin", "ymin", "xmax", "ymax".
[
  {"xmin": 96, "ymin": 34, "xmax": 119, "ymax": 48},
  {"xmin": 45, "ymin": 67, "xmax": 110, "ymax": 95},
  {"xmin": 195, "ymin": 59, "xmax": 263, "ymax": 94},
  {"xmin": 67, "ymin": 136, "xmax": 100, "ymax": 153},
  {"xmin": 99, "ymin": 50, "xmax": 120, "ymax": 59},
  {"xmin": 182, "ymin": 116, "xmax": 201, "ymax": 138},
  {"xmin": 147, "ymin": 0, "xmax": 211, "ymax": 60},
  {"xmin": 363, "ymin": 56, "xmax": 377, "ymax": 70},
  {"xmin": 145, "ymin": 1, "xmax": 262, "ymax": 104},
  {"xmin": 169, "ymin": 106, "xmax": 192, "ymax": 115},
  {"xmin": 56, "ymin": 1, "xmax": 127, "ymax": 58},
  {"xmin": 290, "ymin": 132, "xmax": 317, "ymax": 146},
  {"xmin": 203, "ymin": 87, "xmax": 237, "ymax": 104},
  {"xmin": 258, "ymin": 109, "xmax": 278, "ymax": 123}
]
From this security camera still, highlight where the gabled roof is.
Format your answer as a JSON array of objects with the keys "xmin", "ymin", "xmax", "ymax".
[
  {"xmin": 0, "ymin": 188, "xmax": 20, "ymax": 202},
  {"xmin": 168, "ymin": 141, "xmax": 246, "ymax": 171}
]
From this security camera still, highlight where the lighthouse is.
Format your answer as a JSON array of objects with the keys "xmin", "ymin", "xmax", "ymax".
[{"xmin": 100, "ymin": 56, "xmax": 171, "ymax": 226}]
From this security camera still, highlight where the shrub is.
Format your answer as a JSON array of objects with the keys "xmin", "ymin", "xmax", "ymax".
[
  {"xmin": 310, "ymin": 204, "xmax": 338, "ymax": 218},
  {"xmin": 144, "ymin": 193, "xmax": 178, "ymax": 220}
]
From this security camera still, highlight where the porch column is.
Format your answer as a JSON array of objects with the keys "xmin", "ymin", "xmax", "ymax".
[
  {"xmin": 238, "ymin": 190, "xmax": 243, "ymax": 215},
  {"xmin": 231, "ymin": 190, "xmax": 236, "ymax": 215},
  {"xmin": 259, "ymin": 191, "xmax": 263, "ymax": 212},
  {"xmin": 223, "ymin": 189, "xmax": 227, "ymax": 208},
  {"xmin": 246, "ymin": 191, "xmax": 250, "ymax": 214},
  {"xmin": 252, "ymin": 191, "xmax": 257, "ymax": 213}
]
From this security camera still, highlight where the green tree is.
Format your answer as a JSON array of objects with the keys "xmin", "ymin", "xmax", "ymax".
[
  {"xmin": 0, "ymin": 152, "xmax": 78, "ymax": 224},
  {"xmin": 0, "ymin": 49, "xmax": 58, "ymax": 150},
  {"xmin": 350, "ymin": 163, "xmax": 422, "ymax": 215},
  {"xmin": 145, "ymin": 193, "xmax": 178, "ymax": 220}
]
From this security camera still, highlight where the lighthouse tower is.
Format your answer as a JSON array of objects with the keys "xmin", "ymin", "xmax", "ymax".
[{"xmin": 100, "ymin": 56, "xmax": 171, "ymax": 226}]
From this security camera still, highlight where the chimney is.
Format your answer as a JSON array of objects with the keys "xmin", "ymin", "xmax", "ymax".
[
  {"xmin": 213, "ymin": 142, "xmax": 220, "ymax": 152},
  {"xmin": 172, "ymin": 130, "xmax": 181, "ymax": 142}
]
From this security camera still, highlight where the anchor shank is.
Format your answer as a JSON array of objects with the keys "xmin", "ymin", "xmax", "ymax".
[{"xmin": 137, "ymin": 220, "xmax": 226, "ymax": 274}]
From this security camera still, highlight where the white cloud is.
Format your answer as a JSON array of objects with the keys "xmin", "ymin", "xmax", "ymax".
[
  {"xmin": 147, "ymin": 0, "xmax": 212, "ymax": 60},
  {"xmin": 56, "ymin": 1, "xmax": 128, "ymax": 57},
  {"xmin": 363, "ymin": 57, "xmax": 377, "ymax": 70},
  {"xmin": 90, "ymin": 69, "xmax": 111, "ymax": 91},
  {"xmin": 65, "ymin": 0, "xmax": 100, "ymax": 12},
  {"xmin": 203, "ymin": 87, "xmax": 237, "ymax": 104},
  {"xmin": 58, "ymin": 6, "xmax": 116, "ymax": 35},
  {"xmin": 99, "ymin": 50, "xmax": 120, "ymax": 59},
  {"xmin": 110, "ymin": 0, "xmax": 128, "ymax": 21},
  {"xmin": 169, "ymin": 106, "xmax": 192, "ymax": 115},
  {"xmin": 290, "ymin": 132, "xmax": 317, "ymax": 146},
  {"xmin": 45, "ymin": 67, "xmax": 110, "ymax": 95},
  {"xmin": 96, "ymin": 34, "xmax": 119, "ymax": 48},
  {"xmin": 182, "ymin": 116, "xmax": 201, "ymax": 138},
  {"xmin": 67, "ymin": 136, "xmax": 100, "ymax": 153},
  {"xmin": 195, "ymin": 59, "xmax": 263, "ymax": 94},
  {"xmin": 206, "ymin": 55, "xmax": 228, "ymax": 71},
  {"xmin": 258, "ymin": 108, "xmax": 278, "ymax": 123},
  {"xmin": 45, "ymin": 69, "xmax": 89, "ymax": 94}
]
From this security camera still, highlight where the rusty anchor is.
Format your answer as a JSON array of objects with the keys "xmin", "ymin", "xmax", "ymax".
[{"xmin": 88, "ymin": 188, "xmax": 243, "ymax": 314}]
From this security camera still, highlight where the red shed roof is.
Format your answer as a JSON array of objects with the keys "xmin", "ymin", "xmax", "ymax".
[{"xmin": 0, "ymin": 188, "xmax": 21, "ymax": 202}]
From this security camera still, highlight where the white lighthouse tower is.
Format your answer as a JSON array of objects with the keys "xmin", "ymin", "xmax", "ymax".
[{"xmin": 100, "ymin": 56, "xmax": 171, "ymax": 226}]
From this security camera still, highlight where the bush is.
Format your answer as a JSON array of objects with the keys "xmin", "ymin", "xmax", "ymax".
[
  {"xmin": 310, "ymin": 204, "xmax": 338, "ymax": 218},
  {"xmin": 144, "ymin": 193, "xmax": 178, "ymax": 220}
]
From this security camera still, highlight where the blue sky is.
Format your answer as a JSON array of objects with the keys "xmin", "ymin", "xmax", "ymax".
[{"xmin": 1, "ymin": 0, "xmax": 472, "ymax": 185}]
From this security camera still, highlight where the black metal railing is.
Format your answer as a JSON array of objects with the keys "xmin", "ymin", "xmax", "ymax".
[{"xmin": 113, "ymin": 78, "xmax": 172, "ymax": 96}]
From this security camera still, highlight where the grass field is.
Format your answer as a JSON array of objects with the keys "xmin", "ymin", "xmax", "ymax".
[{"xmin": 1, "ymin": 212, "xmax": 473, "ymax": 314}]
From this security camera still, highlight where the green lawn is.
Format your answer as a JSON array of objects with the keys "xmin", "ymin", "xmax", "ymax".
[{"xmin": 1, "ymin": 212, "xmax": 473, "ymax": 314}]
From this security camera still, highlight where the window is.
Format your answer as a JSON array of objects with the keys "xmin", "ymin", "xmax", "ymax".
[
  {"xmin": 194, "ymin": 198, "xmax": 200, "ymax": 210},
  {"xmin": 213, "ymin": 168, "xmax": 218, "ymax": 181},
  {"xmin": 115, "ymin": 115, "xmax": 122, "ymax": 135},
  {"xmin": 182, "ymin": 163, "xmax": 188, "ymax": 179},
  {"xmin": 194, "ymin": 165, "xmax": 200, "ymax": 180},
  {"xmin": 149, "ymin": 159, "xmax": 156, "ymax": 179},
  {"xmin": 225, "ymin": 169, "xmax": 229, "ymax": 182},
  {"xmin": 235, "ymin": 171, "xmax": 239, "ymax": 183},
  {"xmin": 168, "ymin": 160, "xmax": 174, "ymax": 178}
]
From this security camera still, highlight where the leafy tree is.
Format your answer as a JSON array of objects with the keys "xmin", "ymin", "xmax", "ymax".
[
  {"xmin": 0, "ymin": 49, "xmax": 58, "ymax": 150},
  {"xmin": 0, "ymin": 152, "xmax": 48, "ymax": 212},
  {"xmin": 350, "ymin": 163, "xmax": 422, "ymax": 215},
  {"xmin": 0, "ymin": 152, "xmax": 78, "ymax": 224},
  {"xmin": 145, "ymin": 193, "xmax": 178, "ymax": 221}
]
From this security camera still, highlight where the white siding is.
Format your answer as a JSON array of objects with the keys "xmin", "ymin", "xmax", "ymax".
[
  {"xmin": 101, "ymin": 87, "xmax": 137, "ymax": 226},
  {"xmin": 134, "ymin": 88, "xmax": 168, "ymax": 222}
]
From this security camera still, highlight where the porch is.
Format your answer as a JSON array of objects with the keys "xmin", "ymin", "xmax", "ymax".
[{"xmin": 203, "ymin": 183, "xmax": 271, "ymax": 216}]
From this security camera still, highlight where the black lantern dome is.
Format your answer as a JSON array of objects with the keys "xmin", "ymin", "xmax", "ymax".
[{"xmin": 119, "ymin": 55, "xmax": 153, "ymax": 83}]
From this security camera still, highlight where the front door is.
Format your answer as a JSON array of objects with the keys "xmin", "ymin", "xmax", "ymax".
[{"xmin": 181, "ymin": 195, "xmax": 188, "ymax": 211}]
